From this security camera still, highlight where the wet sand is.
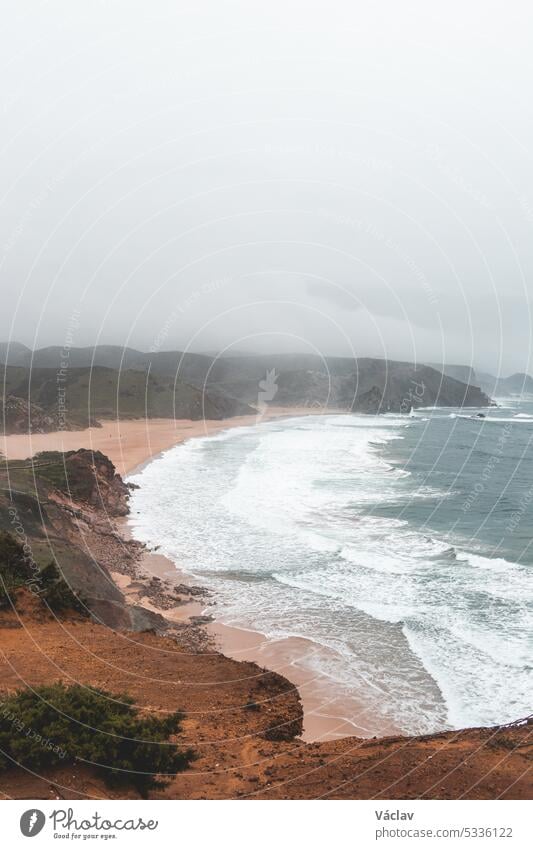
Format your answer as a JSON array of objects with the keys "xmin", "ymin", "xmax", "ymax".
[
  {"xmin": 123, "ymin": 497, "xmax": 397, "ymax": 742},
  {"xmin": 115, "ymin": 543, "xmax": 394, "ymax": 742},
  {"xmin": 207, "ymin": 620, "xmax": 400, "ymax": 741}
]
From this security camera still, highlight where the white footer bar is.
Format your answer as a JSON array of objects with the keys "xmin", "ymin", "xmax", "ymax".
[{"xmin": 3, "ymin": 799, "xmax": 530, "ymax": 848}]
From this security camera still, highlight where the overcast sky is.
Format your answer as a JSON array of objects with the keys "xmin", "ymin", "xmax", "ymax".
[{"xmin": 1, "ymin": 0, "xmax": 532, "ymax": 375}]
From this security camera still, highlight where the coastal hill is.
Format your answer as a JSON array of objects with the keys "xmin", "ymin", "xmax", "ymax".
[
  {"xmin": 0, "ymin": 364, "xmax": 253, "ymax": 433},
  {"xmin": 0, "ymin": 341, "xmax": 31, "ymax": 366},
  {"xmin": 1, "ymin": 345, "xmax": 491, "ymax": 432},
  {"xmin": 476, "ymin": 370, "xmax": 533, "ymax": 397},
  {"xmin": 0, "ymin": 448, "xmax": 164, "ymax": 629},
  {"xmin": 425, "ymin": 362, "xmax": 478, "ymax": 385},
  {"xmin": 198, "ymin": 354, "xmax": 490, "ymax": 411}
]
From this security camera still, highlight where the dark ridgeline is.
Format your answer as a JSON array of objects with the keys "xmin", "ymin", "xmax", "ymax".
[
  {"xmin": 475, "ymin": 370, "xmax": 533, "ymax": 397},
  {"xmin": 0, "ymin": 343, "xmax": 495, "ymax": 434}
]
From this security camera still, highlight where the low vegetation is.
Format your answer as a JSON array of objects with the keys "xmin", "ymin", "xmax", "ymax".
[
  {"xmin": 32, "ymin": 450, "xmax": 99, "ymax": 502},
  {"xmin": 1, "ymin": 363, "xmax": 252, "ymax": 432},
  {"xmin": 0, "ymin": 530, "xmax": 84, "ymax": 613},
  {"xmin": 0, "ymin": 530, "xmax": 34, "ymax": 607},
  {"xmin": 35, "ymin": 561, "xmax": 86, "ymax": 613},
  {"xmin": 0, "ymin": 684, "xmax": 194, "ymax": 794}
]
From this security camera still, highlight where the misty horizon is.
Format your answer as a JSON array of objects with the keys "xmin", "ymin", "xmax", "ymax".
[
  {"xmin": 2, "ymin": 2, "xmax": 532, "ymax": 377},
  {"xmin": 0, "ymin": 336, "xmax": 529, "ymax": 381}
]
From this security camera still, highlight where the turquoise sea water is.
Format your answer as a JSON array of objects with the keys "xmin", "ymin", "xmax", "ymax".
[{"xmin": 128, "ymin": 400, "xmax": 533, "ymax": 736}]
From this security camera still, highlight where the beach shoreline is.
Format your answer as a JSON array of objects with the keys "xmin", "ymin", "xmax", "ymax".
[
  {"xmin": 2, "ymin": 406, "xmax": 398, "ymax": 742},
  {"xmin": 121, "ymin": 410, "xmax": 400, "ymax": 742},
  {"xmin": 117, "ymin": 530, "xmax": 398, "ymax": 742},
  {"xmin": 2, "ymin": 406, "xmax": 333, "ymax": 477}
]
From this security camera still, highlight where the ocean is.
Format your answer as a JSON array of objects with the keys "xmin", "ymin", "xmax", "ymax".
[{"xmin": 128, "ymin": 401, "xmax": 533, "ymax": 737}]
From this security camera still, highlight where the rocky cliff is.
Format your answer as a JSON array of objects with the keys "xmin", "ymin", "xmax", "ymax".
[{"xmin": 0, "ymin": 450, "xmax": 164, "ymax": 631}]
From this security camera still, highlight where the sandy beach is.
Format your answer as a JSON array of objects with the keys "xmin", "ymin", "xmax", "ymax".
[
  {"xmin": 1, "ymin": 407, "xmax": 320, "ymax": 477},
  {"xmin": 117, "ymin": 527, "xmax": 398, "ymax": 742},
  {"xmin": 1, "ymin": 406, "xmax": 393, "ymax": 742}
]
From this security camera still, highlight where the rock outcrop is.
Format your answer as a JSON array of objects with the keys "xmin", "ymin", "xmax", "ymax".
[
  {"xmin": 46, "ymin": 449, "xmax": 132, "ymax": 517},
  {"xmin": 0, "ymin": 450, "xmax": 157, "ymax": 632}
]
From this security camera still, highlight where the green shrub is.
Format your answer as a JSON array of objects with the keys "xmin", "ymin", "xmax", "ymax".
[
  {"xmin": 0, "ymin": 684, "xmax": 193, "ymax": 794},
  {"xmin": 37, "ymin": 561, "xmax": 85, "ymax": 613},
  {"xmin": 0, "ymin": 531, "xmax": 85, "ymax": 614},
  {"xmin": 33, "ymin": 451, "xmax": 95, "ymax": 502},
  {"xmin": 0, "ymin": 530, "xmax": 33, "ymax": 608}
]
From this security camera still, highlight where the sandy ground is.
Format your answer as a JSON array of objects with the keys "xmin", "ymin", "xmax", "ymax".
[
  {"xmin": 1, "ymin": 407, "xmax": 322, "ymax": 477},
  {"xmin": 1, "ymin": 600, "xmax": 528, "ymax": 800},
  {"xmin": 1, "ymin": 406, "xmax": 391, "ymax": 742}
]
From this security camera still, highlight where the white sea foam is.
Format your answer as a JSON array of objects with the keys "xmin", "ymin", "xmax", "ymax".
[
  {"xmin": 459, "ymin": 415, "xmax": 533, "ymax": 423},
  {"xmin": 128, "ymin": 411, "xmax": 533, "ymax": 735}
]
